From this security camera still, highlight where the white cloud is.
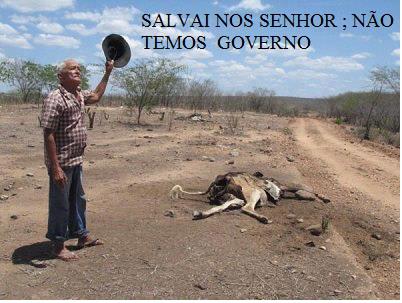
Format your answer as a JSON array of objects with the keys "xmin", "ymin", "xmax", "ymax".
[
  {"xmin": 34, "ymin": 34, "xmax": 80, "ymax": 48},
  {"xmin": 64, "ymin": 11, "xmax": 102, "ymax": 22},
  {"xmin": 0, "ymin": 0, "xmax": 74, "ymax": 12},
  {"xmin": 18, "ymin": 25, "xmax": 27, "ymax": 31},
  {"xmin": 229, "ymin": 0, "xmax": 271, "ymax": 11},
  {"xmin": 37, "ymin": 22, "xmax": 64, "ymax": 34},
  {"xmin": 211, "ymin": 59, "xmax": 250, "ymax": 73},
  {"xmin": 339, "ymin": 33, "xmax": 354, "ymax": 38},
  {"xmin": 0, "ymin": 23, "xmax": 18, "ymax": 35},
  {"xmin": 390, "ymin": 32, "xmax": 400, "ymax": 41},
  {"xmin": 65, "ymin": 23, "xmax": 94, "ymax": 36},
  {"xmin": 351, "ymin": 52, "xmax": 371, "ymax": 60},
  {"xmin": 391, "ymin": 49, "xmax": 400, "ymax": 57},
  {"xmin": 65, "ymin": 6, "xmax": 143, "ymax": 37},
  {"xmin": 11, "ymin": 14, "xmax": 47, "ymax": 25},
  {"xmin": 179, "ymin": 49, "xmax": 213, "ymax": 60},
  {"xmin": 286, "ymin": 69, "xmax": 337, "ymax": 80},
  {"xmin": 284, "ymin": 56, "xmax": 364, "ymax": 72},
  {"xmin": 360, "ymin": 35, "xmax": 371, "ymax": 41},
  {"xmin": 0, "ymin": 22, "xmax": 32, "ymax": 49},
  {"xmin": 0, "ymin": 34, "xmax": 32, "ymax": 48}
]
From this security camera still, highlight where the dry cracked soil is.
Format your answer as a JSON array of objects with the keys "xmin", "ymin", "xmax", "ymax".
[{"xmin": 0, "ymin": 105, "xmax": 399, "ymax": 299}]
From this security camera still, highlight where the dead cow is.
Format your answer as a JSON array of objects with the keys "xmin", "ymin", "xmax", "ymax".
[{"xmin": 169, "ymin": 172, "xmax": 283, "ymax": 224}]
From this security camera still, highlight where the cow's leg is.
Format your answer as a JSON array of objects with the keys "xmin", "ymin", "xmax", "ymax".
[
  {"xmin": 241, "ymin": 189, "xmax": 270, "ymax": 224},
  {"xmin": 193, "ymin": 198, "xmax": 245, "ymax": 220}
]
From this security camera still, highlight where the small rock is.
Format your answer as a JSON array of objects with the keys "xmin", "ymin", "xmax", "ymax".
[
  {"xmin": 306, "ymin": 224, "xmax": 321, "ymax": 231},
  {"xmin": 164, "ymin": 210, "xmax": 175, "ymax": 218},
  {"xmin": 333, "ymin": 290, "xmax": 342, "ymax": 295},
  {"xmin": 295, "ymin": 190, "xmax": 316, "ymax": 201},
  {"xmin": 146, "ymin": 129, "xmax": 153, "ymax": 132},
  {"xmin": 26, "ymin": 173, "xmax": 34, "ymax": 177},
  {"xmin": 371, "ymin": 233, "xmax": 382, "ymax": 240},
  {"xmin": 351, "ymin": 275, "xmax": 357, "ymax": 280},
  {"xmin": 10, "ymin": 215, "xmax": 18, "ymax": 220},
  {"xmin": 286, "ymin": 156, "xmax": 295, "ymax": 162},
  {"xmin": 194, "ymin": 283, "xmax": 207, "ymax": 290},
  {"xmin": 306, "ymin": 275, "xmax": 317, "ymax": 281},
  {"xmin": 229, "ymin": 150, "xmax": 239, "ymax": 157},
  {"xmin": 4, "ymin": 184, "xmax": 13, "ymax": 191},
  {"xmin": 27, "ymin": 144, "xmax": 35, "ymax": 148},
  {"xmin": 316, "ymin": 193, "xmax": 331, "ymax": 203},
  {"xmin": 310, "ymin": 229, "xmax": 322, "ymax": 236},
  {"xmin": 0, "ymin": 195, "xmax": 9, "ymax": 201},
  {"xmin": 89, "ymin": 160, "xmax": 95, "ymax": 164},
  {"xmin": 226, "ymin": 160, "xmax": 235, "ymax": 165},
  {"xmin": 296, "ymin": 218, "xmax": 304, "ymax": 223},
  {"xmin": 185, "ymin": 158, "xmax": 192, "ymax": 161},
  {"xmin": 201, "ymin": 156, "xmax": 215, "ymax": 162},
  {"xmin": 34, "ymin": 185, "xmax": 42, "ymax": 190},
  {"xmin": 319, "ymin": 246, "xmax": 327, "ymax": 251},
  {"xmin": 305, "ymin": 241, "xmax": 315, "ymax": 247},
  {"xmin": 240, "ymin": 228, "xmax": 247, "ymax": 233},
  {"xmin": 286, "ymin": 214, "xmax": 296, "ymax": 219}
]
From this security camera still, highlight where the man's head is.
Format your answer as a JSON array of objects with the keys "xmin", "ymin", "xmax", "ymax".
[{"xmin": 57, "ymin": 59, "xmax": 81, "ymax": 89}]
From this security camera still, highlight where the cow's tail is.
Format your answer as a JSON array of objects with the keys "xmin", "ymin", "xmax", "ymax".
[{"xmin": 169, "ymin": 184, "xmax": 212, "ymax": 199}]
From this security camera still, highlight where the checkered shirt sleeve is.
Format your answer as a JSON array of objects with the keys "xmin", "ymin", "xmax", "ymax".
[{"xmin": 40, "ymin": 91, "xmax": 63, "ymax": 130}]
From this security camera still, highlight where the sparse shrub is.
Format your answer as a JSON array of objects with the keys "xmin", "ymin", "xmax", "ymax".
[
  {"xmin": 283, "ymin": 127, "xmax": 292, "ymax": 136},
  {"xmin": 225, "ymin": 112, "xmax": 240, "ymax": 135},
  {"xmin": 321, "ymin": 215, "xmax": 330, "ymax": 233},
  {"xmin": 335, "ymin": 117, "xmax": 342, "ymax": 125}
]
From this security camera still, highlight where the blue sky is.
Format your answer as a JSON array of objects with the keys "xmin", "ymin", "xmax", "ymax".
[{"xmin": 0, "ymin": 0, "xmax": 399, "ymax": 97}]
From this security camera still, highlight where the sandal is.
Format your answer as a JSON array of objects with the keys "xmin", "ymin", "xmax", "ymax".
[{"xmin": 77, "ymin": 237, "xmax": 104, "ymax": 249}]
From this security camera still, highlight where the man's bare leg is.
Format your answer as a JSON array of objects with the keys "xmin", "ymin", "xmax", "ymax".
[{"xmin": 53, "ymin": 242, "xmax": 79, "ymax": 261}]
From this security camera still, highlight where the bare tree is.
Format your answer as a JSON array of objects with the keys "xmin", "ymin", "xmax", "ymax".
[
  {"xmin": 246, "ymin": 87, "xmax": 276, "ymax": 113},
  {"xmin": 186, "ymin": 79, "xmax": 219, "ymax": 113}
]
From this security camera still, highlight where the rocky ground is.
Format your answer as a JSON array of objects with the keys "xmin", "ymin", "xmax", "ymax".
[{"xmin": 0, "ymin": 104, "xmax": 399, "ymax": 299}]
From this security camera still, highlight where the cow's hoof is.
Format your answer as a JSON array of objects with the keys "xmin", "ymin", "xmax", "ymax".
[
  {"xmin": 259, "ymin": 217, "xmax": 269, "ymax": 224},
  {"xmin": 192, "ymin": 211, "xmax": 203, "ymax": 220}
]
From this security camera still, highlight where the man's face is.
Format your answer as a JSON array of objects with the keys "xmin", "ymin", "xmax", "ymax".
[{"xmin": 59, "ymin": 60, "xmax": 81, "ymax": 87}]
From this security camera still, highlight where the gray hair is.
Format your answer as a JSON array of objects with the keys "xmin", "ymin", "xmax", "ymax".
[{"xmin": 56, "ymin": 59, "xmax": 79, "ymax": 76}]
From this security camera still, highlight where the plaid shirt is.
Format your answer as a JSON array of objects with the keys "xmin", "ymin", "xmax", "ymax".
[{"xmin": 41, "ymin": 85, "xmax": 92, "ymax": 168}]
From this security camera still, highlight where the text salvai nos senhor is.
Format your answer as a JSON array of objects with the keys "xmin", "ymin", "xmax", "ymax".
[{"xmin": 141, "ymin": 12, "xmax": 394, "ymax": 50}]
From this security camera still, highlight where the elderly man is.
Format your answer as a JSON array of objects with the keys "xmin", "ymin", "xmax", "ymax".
[{"xmin": 40, "ymin": 59, "xmax": 114, "ymax": 261}]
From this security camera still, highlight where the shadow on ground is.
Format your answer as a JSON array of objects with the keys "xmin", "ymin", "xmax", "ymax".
[{"xmin": 12, "ymin": 241, "xmax": 55, "ymax": 267}]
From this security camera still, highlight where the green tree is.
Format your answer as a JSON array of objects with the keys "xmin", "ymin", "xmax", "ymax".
[
  {"xmin": 0, "ymin": 59, "xmax": 42, "ymax": 103},
  {"xmin": 113, "ymin": 58, "xmax": 186, "ymax": 124},
  {"xmin": 0, "ymin": 60, "xmax": 91, "ymax": 104}
]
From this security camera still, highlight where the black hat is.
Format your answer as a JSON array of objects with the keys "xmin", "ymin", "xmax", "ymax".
[{"xmin": 102, "ymin": 34, "xmax": 131, "ymax": 68}]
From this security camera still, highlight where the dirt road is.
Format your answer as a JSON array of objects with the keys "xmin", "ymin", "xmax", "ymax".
[
  {"xmin": 289, "ymin": 117, "xmax": 400, "ymax": 299},
  {"xmin": 292, "ymin": 118, "xmax": 399, "ymax": 214}
]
